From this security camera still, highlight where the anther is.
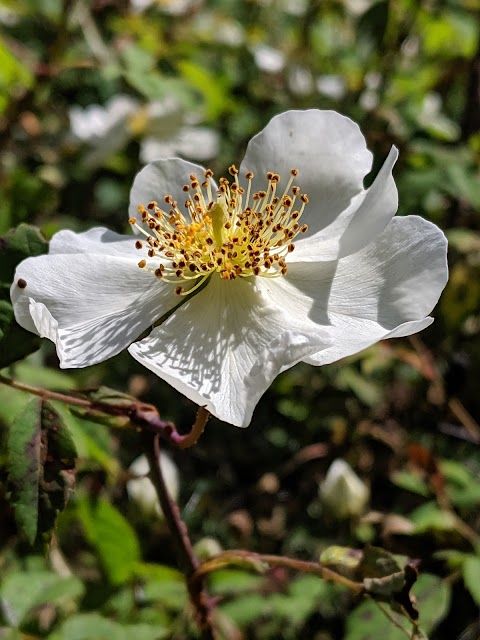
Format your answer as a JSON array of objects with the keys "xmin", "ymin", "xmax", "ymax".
[
  {"xmin": 138, "ymin": 259, "xmax": 147, "ymax": 268},
  {"xmin": 135, "ymin": 240, "xmax": 143, "ymax": 249},
  {"xmin": 290, "ymin": 168, "xmax": 299, "ymax": 176}
]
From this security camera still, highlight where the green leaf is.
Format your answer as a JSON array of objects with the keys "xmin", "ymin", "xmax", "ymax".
[
  {"xmin": 220, "ymin": 594, "xmax": 268, "ymax": 627},
  {"xmin": 357, "ymin": 0, "xmax": 389, "ymax": 52},
  {"xmin": 6, "ymin": 399, "xmax": 77, "ymax": 545},
  {"xmin": 140, "ymin": 564, "xmax": 188, "ymax": 610},
  {"xmin": 7, "ymin": 398, "xmax": 42, "ymax": 545},
  {"xmin": 345, "ymin": 573, "xmax": 450, "ymax": 640},
  {"xmin": 412, "ymin": 573, "xmax": 451, "ymax": 634},
  {"xmin": 0, "ymin": 225, "xmax": 49, "ymax": 367},
  {"xmin": 50, "ymin": 613, "xmax": 169, "ymax": 640},
  {"xmin": 0, "ymin": 571, "xmax": 84, "ymax": 628},
  {"xmin": 463, "ymin": 555, "xmax": 480, "ymax": 607},
  {"xmin": 0, "ymin": 224, "xmax": 49, "ymax": 287},
  {"xmin": 77, "ymin": 497, "xmax": 141, "ymax": 585},
  {"xmin": 208, "ymin": 569, "xmax": 264, "ymax": 596},
  {"xmin": 390, "ymin": 471, "xmax": 430, "ymax": 497}
]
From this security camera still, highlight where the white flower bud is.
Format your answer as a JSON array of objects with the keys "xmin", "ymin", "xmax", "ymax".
[
  {"xmin": 127, "ymin": 453, "xmax": 180, "ymax": 519},
  {"xmin": 319, "ymin": 459, "xmax": 370, "ymax": 520}
]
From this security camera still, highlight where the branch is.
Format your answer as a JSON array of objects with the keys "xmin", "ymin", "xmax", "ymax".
[
  {"xmin": 142, "ymin": 432, "xmax": 217, "ymax": 640},
  {"xmin": 0, "ymin": 376, "xmax": 209, "ymax": 449},
  {"xmin": 191, "ymin": 549, "xmax": 364, "ymax": 596}
]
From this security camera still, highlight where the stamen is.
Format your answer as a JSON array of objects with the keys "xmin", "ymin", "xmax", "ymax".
[{"xmin": 133, "ymin": 167, "xmax": 310, "ymax": 290}]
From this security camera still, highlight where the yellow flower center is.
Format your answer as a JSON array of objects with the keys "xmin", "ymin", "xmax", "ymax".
[{"xmin": 129, "ymin": 165, "xmax": 309, "ymax": 295}]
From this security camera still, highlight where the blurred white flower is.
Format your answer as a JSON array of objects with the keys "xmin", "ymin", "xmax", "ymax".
[
  {"xmin": 70, "ymin": 95, "xmax": 138, "ymax": 144},
  {"xmin": 364, "ymin": 71, "xmax": 382, "ymax": 91},
  {"xmin": 417, "ymin": 92, "xmax": 460, "ymax": 141},
  {"xmin": 140, "ymin": 126, "xmax": 219, "ymax": 164},
  {"xmin": 131, "ymin": 0, "xmax": 201, "ymax": 15},
  {"xmin": 193, "ymin": 13, "xmax": 245, "ymax": 47},
  {"xmin": 344, "ymin": 0, "xmax": 375, "ymax": 15},
  {"xmin": 252, "ymin": 45, "xmax": 286, "ymax": 74},
  {"xmin": 69, "ymin": 95, "xmax": 218, "ymax": 167},
  {"xmin": 281, "ymin": 0, "xmax": 308, "ymax": 16},
  {"xmin": 316, "ymin": 75, "xmax": 347, "ymax": 100},
  {"xmin": 320, "ymin": 459, "xmax": 370, "ymax": 519},
  {"xmin": 288, "ymin": 66, "xmax": 314, "ymax": 97},
  {"xmin": 193, "ymin": 537, "xmax": 223, "ymax": 560},
  {"xmin": 126, "ymin": 452, "xmax": 179, "ymax": 518},
  {"xmin": 13, "ymin": 110, "xmax": 448, "ymax": 427}
]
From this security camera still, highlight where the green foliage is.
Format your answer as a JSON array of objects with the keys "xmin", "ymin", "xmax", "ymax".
[
  {"xmin": 7, "ymin": 398, "xmax": 76, "ymax": 545},
  {"xmin": 0, "ymin": 225, "xmax": 48, "ymax": 367},
  {"xmin": 50, "ymin": 614, "xmax": 169, "ymax": 640},
  {"xmin": 345, "ymin": 574, "xmax": 451, "ymax": 640},
  {"xmin": 1, "ymin": 0, "xmax": 480, "ymax": 638},
  {"xmin": 0, "ymin": 570, "xmax": 84, "ymax": 629},
  {"xmin": 76, "ymin": 497, "xmax": 141, "ymax": 585}
]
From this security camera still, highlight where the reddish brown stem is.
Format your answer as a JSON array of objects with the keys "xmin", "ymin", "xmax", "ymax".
[
  {"xmin": 191, "ymin": 549, "xmax": 364, "ymax": 595},
  {"xmin": 0, "ymin": 375, "xmax": 210, "ymax": 449},
  {"xmin": 142, "ymin": 432, "xmax": 217, "ymax": 639}
]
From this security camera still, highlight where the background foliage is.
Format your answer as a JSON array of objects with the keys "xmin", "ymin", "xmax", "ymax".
[{"xmin": 1, "ymin": 0, "xmax": 480, "ymax": 638}]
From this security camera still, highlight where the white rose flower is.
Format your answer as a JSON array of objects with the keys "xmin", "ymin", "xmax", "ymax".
[
  {"xmin": 320, "ymin": 459, "xmax": 370, "ymax": 519},
  {"xmin": 11, "ymin": 110, "xmax": 448, "ymax": 428},
  {"xmin": 127, "ymin": 453, "xmax": 179, "ymax": 517}
]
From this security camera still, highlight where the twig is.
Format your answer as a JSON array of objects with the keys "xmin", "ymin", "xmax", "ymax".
[
  {"xmin": 142, "ymin": 432, "xmax": 217, "ymax": 640},
  {"xmin": 0, "ymin": 374, "xmax": 91, "ymax": 408},
  {"xmin": 0, "ymin": 375, "xmax": 210, "ymax": 449},
  {"xmin": 191, "ymin": 549, "xmax": 364, "ymax": 595}
]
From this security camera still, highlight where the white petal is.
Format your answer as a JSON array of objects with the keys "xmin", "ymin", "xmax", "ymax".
[
  {"xmin": 128, "ymin": 159, "xmax": 216, "ymax": 227},
  {"xmin": 49, "ymin": 227, "xmax": 139, "ymax": 258},
  {"xmin": 291, "ymin": 146, "xmax": 398, "ymax": 262},
  {"xmin": 256, "ymin": 215, "xmax": 446, "ymax": 366},
  {"xmin": 239, "ymin": 110, "xmax": 373, "ymax": 238},
  {"xmin": 11, "ymin": 253, "xmax": 180, "ymax": 368},
  {"xmin": 305, "ymin": 215, "xmax": 448, "ymax": 364},
  {"xmin": 128, "ymin": 274, "xmax": 330, "ymax": 427}
]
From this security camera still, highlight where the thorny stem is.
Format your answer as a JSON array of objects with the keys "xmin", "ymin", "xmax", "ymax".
[
  {"xmin": 0, "ymin": 375, "xmax": 209, "ymax": 449},
  {"xmin": 142, "ymin": 432, "xmax": 217, "ymax": 640}
]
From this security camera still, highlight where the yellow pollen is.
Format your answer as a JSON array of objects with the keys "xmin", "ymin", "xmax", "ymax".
[{"xmin": 131, "ymin": 168, "xmax": 309, "ymax": 294}]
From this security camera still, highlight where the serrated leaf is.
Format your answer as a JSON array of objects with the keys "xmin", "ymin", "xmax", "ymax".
[
  {"xmin": 77, "ymin": 497, "xmax": 141, "ymax": 585},
  {"xmin": 6, "ymin": 399, "xmax": 76, "ymax": 545},
  {"xmin": 7, "ymin": 398, "xmax": 43, "ymax": 544}
]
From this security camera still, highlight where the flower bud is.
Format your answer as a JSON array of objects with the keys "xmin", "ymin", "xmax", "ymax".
[
  {"xmin": 127, "ymin": 453, "xmax": 179, "ymax": 519},
  {"xmin": 193, "ymin": 537, "xmax": 223, "ymax": 561},
  {"xmin": 319, "ymin": 459, "xmax": 370, "ymax": 520}
]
